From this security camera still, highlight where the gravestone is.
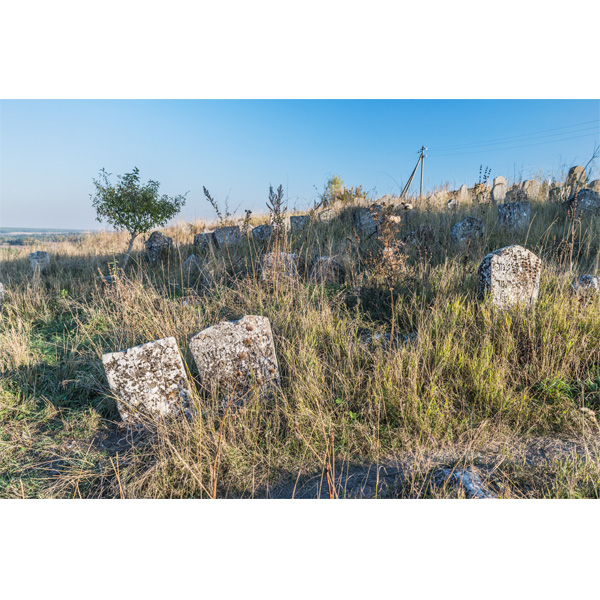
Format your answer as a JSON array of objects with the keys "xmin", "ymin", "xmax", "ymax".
[
  {"xmin": 29, "ymin": 251, "xmax": 50, "ymax": 272},
  {"xmin": 309, "ymin": 257, "xmax": 346, "ymax": 285},
  {"xmin": 318, "ymin": 209, "xmax": 335, "ymax": 222},
  {"xmin": 194, "ymin": 232, "xmax": 213, "ymax": 252},
  {"xmin": 451, "ymin": 217, "xmax": 484, "ymax": 244},
  {"xmin": 288, "ymin": 215, "xmax": 310, "ymax": 235},
  {"xmin": 522, "ymin": 180, "xmax": 541, "ymax": 200},
  {"xmin": 493, "ymin": 176, "xmax": 507, "ymax": 186},
  {"xmin": 102, "ymin": 337, "xmax": 193, "ymax": 424},
  {"xmin": 549, "ymin": 184, "xmax": 564, "ymax": 202},
  {"xmin": 354, "ymin": 205, "xmax": 383, "ymax": 238},
  {"xmin": 568, "ymin": 165, "xmax": 587, "ymax": 185},
  {"xmin": 568, "ymin": 189, "xmax": 600, "ymax": 216},
  {"xmin": 251, "ymin": 224, "xmax": 272, "ymax": 242},
  {"xmin": 505, "ymin": 187, "xmax": 528, "ymax": 203},
  {"xmin": 189, "ymin": 315, "xmax": 280, "ymax": 408},
  {"xmin": 588, "ymin": 180, "xmax": 600, "ymax": 193},
  {"xmin": 260, "ymin": 252, "xmax": 299, "ymax": 281},
  {"xmin": 498, "ymin": 201, "xmax": 530, "ymax": 230},
  {"xmin": 571, "ymin": 275, "xmax": 599, "ymax": 296},
  {"xmin": 145, "ymin": 231, "xmax": 173, "ymax": 265},
  {"xmin": 477, "ymin": 245, "xmax": 541, "ymax": 308},
  {"xmin": 457, "ymin": 184, "xmax": 469, "ymax": 202},
  {"xmin": 183, "ymin": 254, "xmax": 203, "ymax": 275},
  {"xmin": 491, "ymin": 183, "xmax": 507, "ymax": 203},
  {"xmin": 213, "ymin": 226, "xmax": 242, "ymax": 249}
]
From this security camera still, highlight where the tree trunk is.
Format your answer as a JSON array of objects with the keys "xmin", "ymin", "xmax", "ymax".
[{"xmin": 120, "ymin": 232, "xmax": 137, "ymax": 271}]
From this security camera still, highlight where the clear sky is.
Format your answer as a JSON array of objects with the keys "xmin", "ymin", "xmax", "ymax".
[{"xmin": 1, "ymin": 99, "xmax": 598, "ymax": 230}]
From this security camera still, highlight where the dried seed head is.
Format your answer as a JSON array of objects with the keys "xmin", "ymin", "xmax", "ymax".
[
  {"xmin": 238, "ymin": 351, "xmax": 247, "ymax": 360},
  {"xmin": 256, "ymin": 377, "xmax": 264, "ymax": 385},
  {"xmin": 243, "ymin": 338, "xmax": 252, "ymax": 347},
  {"xmin": 268, "ymin": 366, "xmax": 276, "ymax": 374},
  {"xmin": 246, "ymin": 324, "xmax": 254, "ymax": 331}
]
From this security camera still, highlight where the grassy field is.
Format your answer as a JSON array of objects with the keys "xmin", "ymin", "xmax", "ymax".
[{"xmin": 2, "ymin": 181, "xmax": 600, "ymax": 498}]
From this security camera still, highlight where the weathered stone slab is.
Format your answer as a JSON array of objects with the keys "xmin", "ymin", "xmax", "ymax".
[
  {"xmin": 498, "ymin": 201, "xmax": 530, "ymax": 230},
  {"xmin": 354, "ymin": 205, "xmax": 382, "ymax": 237},
  {"xmin": 568, "ymin": 165, "xmax": 587, "ymax": 185},
  {"xmin": 571, "ymin": 275, "xmax": 599, "ymax": 296},
  {"xmin": 318, "ymin": 209, "xmax": 335, "ymax": 222},
  {"xmin": 522, "ymin": 180, "xmax": 541, "ymax": 200},
  {"xmin": 260, "ymin": 252, "xmax": 299, "ymax": 281},
  {"xmin": 477, "ymin": 245, "xmax": 541, "ymax": 308},
  {"xmin": 251, "ymin": 224, "xmax": 272, "ymax": 242},
  {"xmin": 456, "ymin": 184, "xmax": 469, "ymax": 202},
  {"xmin": 568, "ymin": 188, "xmax": 600, "ymax": 216},
  {"xmin": 145, "ymin": 231, "xmax": 173, "ymax": 265},
  {"xmin": 183, "ymin": 254, "xmax": 203, "ymax": 274},
  {"xmin": 451, "ymin": 217, "xmax": 484, "ymax": 244},
  {"xmin": 549, "ymin": 185, "xmax": 564, "ymax": 202},
  {"xmin": 288, "ymin": 215, "xmax": 310, "ymax": 235},
  {"xmin": 213, "ymin": 226, "xmax": 242, "ymax": 249},
  {"xmin": 102, "ymin": 337, "xmax": 192, "ymax": 424},
  {"xmin": 194, "ymin": 232, "xmax": 213, "ymax": 252},
  {"xmin": 493, "ymin": 176, "xmax": 507, "ymax": 187},
  {"xmin": 491, "ymin": 182, "xmax": 507, "ymax": 203},
  {"xmin": 309, "ymin": 257, "xmax": 346, "ymax": 285},
  {"xmin": 189, "ymin": 315, "xmax": 280, "ymax": 407},
  {"xmin": 432, "ymin": 467, "xmax": 496, "ymax": 499},
  {"xmin": 29, "ymin": 251, "xmax": 50, "ymax": 272},
  {"xmin": 588, "ymin": 180, "xmax": 600, "ymax": 193},
  {"xmin": 505, "ymin": 187, "xmax": 527, "ymax": 203}
]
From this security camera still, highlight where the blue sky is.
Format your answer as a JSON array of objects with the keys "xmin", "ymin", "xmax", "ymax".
[{"xmin": 1, "ymin": 99, "xmax": 598, "ymax": 230}]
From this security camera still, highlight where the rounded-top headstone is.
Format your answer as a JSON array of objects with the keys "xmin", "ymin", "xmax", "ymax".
[
  {"xmin": 493, "ymin": 176, "xmax": 507, "ymax": 187},
  {"xmin": 588, "ymin": 180, "xmax": 600, "ymax": 193},
  {"xmin": 29, "ymin": 251, "xmax": 50, "ymax": 272},
  {"xmin": 568, "ymin": 165, "xmax": 587, "ymax": 182},
  {"xmin": 522, "ymin": 180, "xmax": 541, "ymax": 200},
  {"xmin": 491, "ymin": 183, "xmax": 507, "ymax": 203}
]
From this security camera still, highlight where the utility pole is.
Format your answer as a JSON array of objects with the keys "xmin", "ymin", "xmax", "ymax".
[{"xmin": 419, "ymin": 145, "xmax": 427, "ymax": 200}]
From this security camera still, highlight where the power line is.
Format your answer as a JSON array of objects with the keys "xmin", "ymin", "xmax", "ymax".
[
  {"xmin": 427, "ymin": 119, "xmax": 599, "ymax": 152},
  {"xmin": 427, "ymin": 132, "xmax": 599, "ymax": 157}
]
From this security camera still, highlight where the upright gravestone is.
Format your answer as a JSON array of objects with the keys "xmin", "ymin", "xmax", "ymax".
[
  {"xmin": 491, "ymin": 182, "xmax": 507, "ymax": 203},
  {"xmin": 549, "ymin": 184, "xmax": 564, "ymax": 202},
  {"xmin": 309, "ymin": 257, "xmax": 346, "ymax": 285},
  {"xmin": 568, "ymin": 165, "xmax": 587, "ymax": 186},
  {"xmin": 29, "ymin": 251, "xmax": 50, "ymax": 272},
  {"xmin": 102, "ymin": 337, "xmax": 193, "ymax": 424},
  {"xmin": 522, "ymin": 180, "xmax": 541, "ymax": 200},
  {"xmin": 493, "ymin": 176, "xmax": 507, "ymax": 187},
  {"xmin": 318, "ymin": 208, "xmax": 335, "ymax": 222},
  {"xmin": 145, "ymin": 231, "xmax": 173, "ymax": 265},
  {"xmin": 477, "ymin": 245, "xmax": 541, "ymax": 308},
  {"xmin": 183, "ymin": 254, "xmax": 203, "ymax": 276},
  {"xmin": 189, "ymin": 315, "xmax": 280, "ymax": 408},
  {"xmin": 498, "ymin": 201, "xmax": 530, "ymax": 230},
  {"xmin": 451, "ymin": 217, "xmax": 484, "ymax": 245},
  {"xmin": 588, "ymin": 180, "xmax": 600, "ymax": 193},
  {"xmin": 194, "ymin": 232, "xmax": 213, "ymax": 252},
  {"xmin": 354, "ymin": 205, "xmax": 382, "ymax": 238},
  {"xmin": 457, "ymin": 184, "xmax": 469, "ymax": 202},
  {"xmin": 260, "ymin": 252, "xmax": 299, "ymax": 281},
  {"xmin": 251, "ymin": 224, "xmax": 272, "ymax": 242},
  {"xmin": 213, "ymin": 226, "xmax": 242, "ymax": 249},
  {"xmin": 288, "ymin": 215, "xmax": 310, "ymax": 235},
  {"xmin": 568, "ymin": 189, "xmax": 600, "ymax": 216}
]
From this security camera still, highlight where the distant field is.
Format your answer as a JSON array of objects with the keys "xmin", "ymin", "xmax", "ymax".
[{"xmin": 0, "ymin": 227, "xmax": 95, "ymax": 246}]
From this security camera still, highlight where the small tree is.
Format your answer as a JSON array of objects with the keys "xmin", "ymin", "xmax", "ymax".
[{"xmin": 91, "ymin": 167, "xmax": 187, "ymax": 270}]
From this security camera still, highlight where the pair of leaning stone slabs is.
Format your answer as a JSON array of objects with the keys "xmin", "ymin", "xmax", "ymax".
[{"xmin": 102, "ymin": 316, "xmax": 280, "ymax": 424}]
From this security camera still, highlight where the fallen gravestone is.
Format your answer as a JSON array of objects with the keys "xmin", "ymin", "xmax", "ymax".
[
  {"xmin": 491, "ymin": 182, "xmax": 507, "ymax": 203},
  {"xmin": 194, "ymin": 232, "xmax": 213, "ymax": 252},
  {"xmin": 432, "ymin": 467, "xmax": 496, "ymax": 499},
  {"xmin": 451, "ymin": 217, "xmax": 484, "ymax": 245},
  {"xmin": 213, "ymin": 226, "xmax": 242, "ymax": 249},
  {"xmin": 189, "ymin": 315, "xmax": 280, "ymax": 408},
  {"xmin": 251, "ymin": 224, "xmax": 272, "ymax": 242},
  {"xmin": 477, "ymin": 245, "xmax": 541, "ymax": 308},
  {"xmin": 571, "ymin": 275, "xmax": 599, "ymax": 297},
  {"xmin": 568, "ymin": 188, "xmax": 600, "ymax": 216},
  {"xmin": 29, "ymin": 251, "xmax": 50, "ymax": 272},
  {"xmin": 288, "ymin": 215, "xmax": 310, "ymax": 235},
  {"xmin": 260, "ymin": 252, "xmax": 299, "ymax": 281},
  {"xmin": 497, "ymin": 201, "xmax": 530, "ymax": 230},
  {"xmin": 145, "ymin": 231, "xmax": 173, "ymax": 265},
  {"xmin": 102, "ymin": 337, "xmax": 193, "ymax": 424},
  {"xmin": 309, "ymin": 257, "xmax": 346, "ymax": 285}
]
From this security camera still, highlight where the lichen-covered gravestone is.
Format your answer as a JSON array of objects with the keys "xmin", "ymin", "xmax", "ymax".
[
  {"xmin": 288, "ymin": 215, "xmax": 310, "ymax": 235},
  {"xmin": 194, "ymin": 232, "xmax": 213, "ymax": 252},
  {"xmin": 102, "ymin": 337, "xmax": 193, "ymax": 424},
  {"xmin": 477, "ymin": 245, "xmax": 542, "ymax": 308},
  {"xmin": 189, "ymin": 315, "xmax": 280, "ymax": 408},
  {"xmin": 145, "ymin": 231, "xmax": 173, "ymax": 265},
  {"xmin": 251, "ymin": 224, "xmax": 272, "ymax": 242},
  {"xmin": 354, "ymin": 205, "xmax": 382, "ymax": 237},
  {"xmin": 213, "ymin": 226, "xmax": 241, "ymax": 249},
  {"xmin": 571, "ymin": 275, "xmax": 599, "ymax": 297},
  {"xmin": 260, "ymin": 252, "xmax": 299, "ymax": 281},
  {"xmin": 309, "ymin": 257, "xmax": 346, "ymax": 285},
  {"xmin": 29, "ymin": 251, "xmax": 50, "ymax": 272},
  {"xmin": 497, "ymin": 201, "xmax": 530, "ymax": 230},
  {"xmin": 568, "ymin": 189, "xmax": 600, "ymax": 216},
  {"xmin": 451, "ymin": 217, "xmax": 484, "ymax": 244}
]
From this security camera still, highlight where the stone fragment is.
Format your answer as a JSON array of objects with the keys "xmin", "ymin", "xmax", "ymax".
[
  {"xmin": 588, "ymin": 180, "xmax": 600, "ymax": 193},
  {"xmin": 194, "ymin": 232, "xmax": 214, "ymax": 252},
  {"xmin": 432, "ymin": 467, "xmax": 496, "ymax": 499},
  {"xmin": 497, "ymin": 201, "xmax": 530, "ymax": 230},
  {"xmin": 251, "ymin": 224, "xmax": 273, "ymax": 242},
  {"xmin": 354, "ymin": 205, "xmax": 382, "ymax": 238},
  {"xmin": 145, "ymin": 231, "xmax": 173, "ymax": 265},
  {"xmin": 568, "ymin": 188, "xmax": 600, "ymax": 216},
  {"xmin": 318, "ymin": 209, "xmax": 335, "ymax": 222},
  {"xmin": 260, "ymin": 252, "xmax": 299, "ymax": 281},
  {"xmin": 309, "ymin": 257, "xmax": 346, "ymax": 285},
  {"xmin": 522, "ymin": 180, "xmax": 541, "ymax": 200},
  {"xmin": 288, "ymin": 215, "xmax": 310, "ymax": 235},
  {"xmin": 451, "ymin": 217, "xmax": 484, "ymax": 244},
  {"xmin": 493, "ymin": 176, "xmax": 507, "ymax": 186},
  {"xmin": 213, "ymin": 226, "xmax": 242, "ymax": 249},
  {"xmin": 29, "ymin": 251, "xmax": 50, "ymax": 272},
  {"xmin": 477, "ymin": 245, "xmax": 541, "ymax": 308},
  {"xmin": 189, "ymin": 315, "xmax": 280, "ymax": 407},
  {"xmin": 491, "ymin": 183, "xmax": 507, "ymax": 203},
  {"xmin": 571, "ymin": 275, "xmax": 599, "ymax": 296},
  {"xmin": 102, "ymin": 337, "xmax": 193, "ymax": 424}
]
